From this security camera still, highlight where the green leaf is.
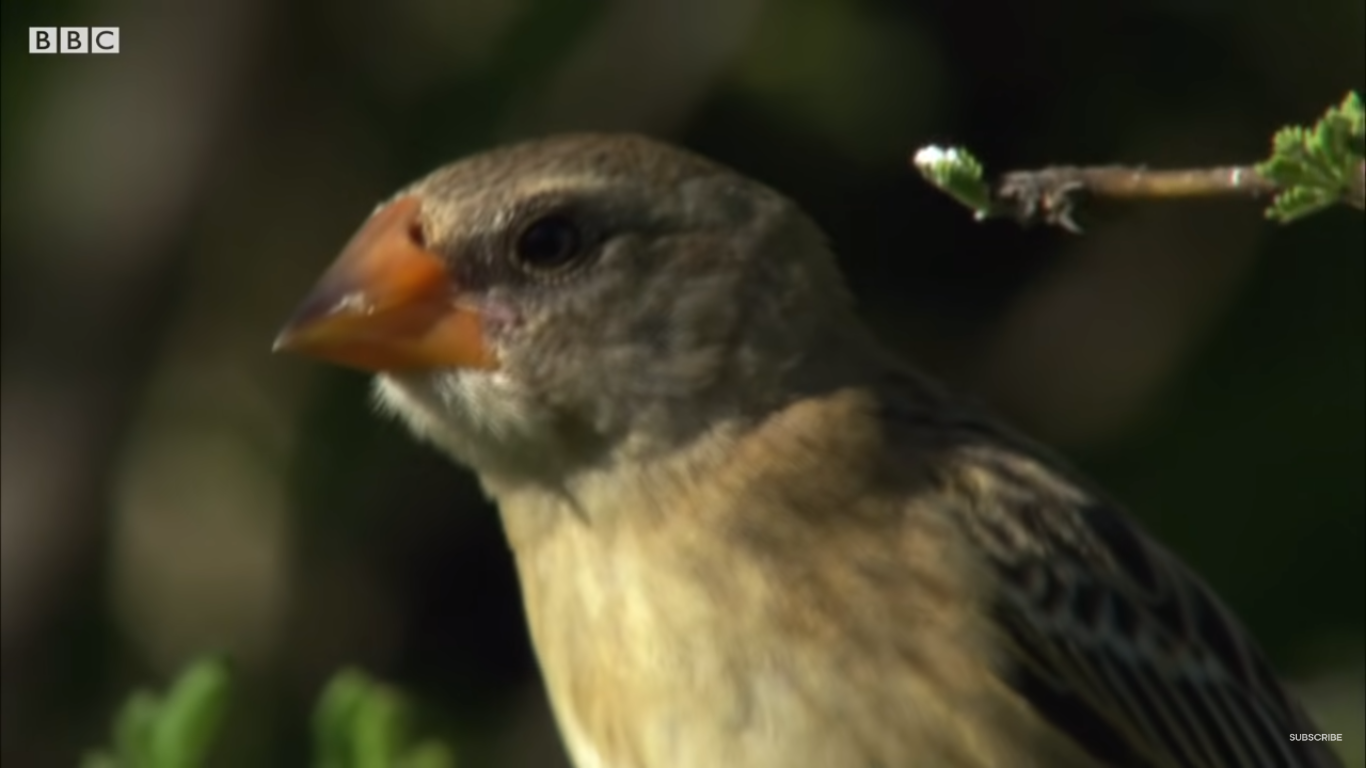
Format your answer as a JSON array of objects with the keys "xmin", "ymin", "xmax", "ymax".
[
  {"xmin": 312, "ymin": 669, "xmax": 459, "ymax": 768},
  {"xmin": 912, "ymin": 144, "xmax": 992, "ymax": 217},
  {"xmin": 114, "ymin": 690, "xmax": 161, "ymax": 768},
  {"xmin": 352, "ymin": 684, "xmax": 406, "ymax": 768},
  {"xmin": 313, "ymin": 669, "xmax": 375, "ymax": 768},
  {"xmin": 149, "ymin": 657, "xmax": 232, "ymax": 768},
  {"xmin": 1258, "ymin": 91, "xmax": 1364, "ymax": 223}
]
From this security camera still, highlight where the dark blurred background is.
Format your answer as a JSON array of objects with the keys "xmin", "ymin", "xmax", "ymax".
[{"xmin": 2, "ymin": 0, "xmax": 1362, "ymax": 765}]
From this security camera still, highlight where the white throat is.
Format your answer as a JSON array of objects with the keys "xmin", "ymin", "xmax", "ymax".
[{"xmin": 373, "ymin": 370, "xmax": 571, "ymax": 490}]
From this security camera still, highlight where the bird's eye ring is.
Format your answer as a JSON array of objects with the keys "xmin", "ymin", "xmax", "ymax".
[{"xmin": 514, "ymin": 215, "xmax": 583, "ymax": 271}]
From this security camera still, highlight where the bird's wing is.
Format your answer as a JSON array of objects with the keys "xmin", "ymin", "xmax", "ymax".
[
  {"xmin": 940, "ymin": 433, "xmax": 1343, "ymax": 768},
  {"xmin": 874, "ymin": 370, "xmax": 1339, "ymax": 768}
]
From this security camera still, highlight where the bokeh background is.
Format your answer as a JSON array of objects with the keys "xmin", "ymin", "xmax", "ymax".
[{"xmin": 2, "ymin": 0, "xmax": 1363, "ymax": 765}]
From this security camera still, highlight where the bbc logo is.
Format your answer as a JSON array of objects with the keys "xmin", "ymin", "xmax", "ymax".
[{"xmin": 29, "ymin": 27, "xmax": 120, "ymax": 54}]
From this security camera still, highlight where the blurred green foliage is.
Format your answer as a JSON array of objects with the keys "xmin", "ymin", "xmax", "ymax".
[
  {"xmin": 82, "ymin": 658, "xmax": 231, "ymax": 768},
  {"xmin": 313, "ymin": 669, "xmax": 456, "ymax": 768},
  {"xmin": 83, "ymin": 660, "xmax": 456, "ymax": 768}
]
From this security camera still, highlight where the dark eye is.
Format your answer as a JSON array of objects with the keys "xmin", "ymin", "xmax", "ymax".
[{"xmin": 514, "ymin": 215, "xmax": 583, "ymax": 271}]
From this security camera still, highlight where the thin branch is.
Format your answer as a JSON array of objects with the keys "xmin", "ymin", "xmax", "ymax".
[
  {"xmin": 989, "ymin": 164, "xmax": 1280, "ymax": 232},
  {"xmin": 915, "ymin": 152, "xmax": 1366, "ymax": 233},
  {"xmin": 913, "ymin": 91, "xmax": 1365, "ymax": 231}
]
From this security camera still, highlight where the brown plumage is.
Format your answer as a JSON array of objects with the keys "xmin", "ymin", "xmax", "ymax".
[{"xmin": 276, "ymin": 134, "xmax": 1342, "ymax": 768}]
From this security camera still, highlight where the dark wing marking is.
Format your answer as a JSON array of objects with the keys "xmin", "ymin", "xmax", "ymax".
[
  {"xmin": 955, "ymin": 446, "xmax": 1343, "ymax": 768},
  {"xmin": 876, "ymin": 376, "xmax": 1341, "ymax": 768}
]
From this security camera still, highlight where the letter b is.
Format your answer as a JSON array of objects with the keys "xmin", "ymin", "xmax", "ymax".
[
  {"xmin": 29, "ymin": 28, "xmax": 57, "ymax": 53},
  {"xmin": 59, "ymin": 27, "xmax": 90, "ymax": 53}
]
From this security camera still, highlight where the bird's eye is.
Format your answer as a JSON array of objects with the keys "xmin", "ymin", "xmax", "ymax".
[{"xmin": 514, "ymin": 215, "xmax": 583, "ymax": 271}]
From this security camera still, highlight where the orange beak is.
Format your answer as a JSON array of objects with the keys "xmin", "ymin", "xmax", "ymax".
[{"xmin": 273, "ymin": 196, "xmax": 497, "ymax": 372}]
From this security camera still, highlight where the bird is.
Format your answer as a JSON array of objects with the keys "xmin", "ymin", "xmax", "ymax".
[{"xmin": 274, "ymin": 133, "xmax": 1342, "ymax": 768}]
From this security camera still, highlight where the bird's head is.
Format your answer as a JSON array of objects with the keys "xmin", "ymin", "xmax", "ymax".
[{"xmin": 275, "ymin": 134, "xmax": 865, "ymax": 488}]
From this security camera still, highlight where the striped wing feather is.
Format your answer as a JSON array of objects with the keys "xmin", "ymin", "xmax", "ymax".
[
  {"xmin": 877, "ymin": 374, "xmax": 1340, "ymax": 768},
  {"xmin": 962, "ymin": 473, "xmax": 1341, "ymax": 768}
]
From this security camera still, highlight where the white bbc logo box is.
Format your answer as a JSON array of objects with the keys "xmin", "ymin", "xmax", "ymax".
[{"xmin": 29, "ymin": 27, "xmax": 120, "ymax": 54}]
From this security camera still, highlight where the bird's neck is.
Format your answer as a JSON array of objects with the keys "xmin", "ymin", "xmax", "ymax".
[{"xmin": 491, "ymin": 380, "xmax": 892, "ymax": 555}]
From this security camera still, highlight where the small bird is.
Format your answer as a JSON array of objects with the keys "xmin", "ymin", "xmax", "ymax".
[{"xmin": 275, "ymin": 134, "xmax": 1341, "ymax": 768}]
